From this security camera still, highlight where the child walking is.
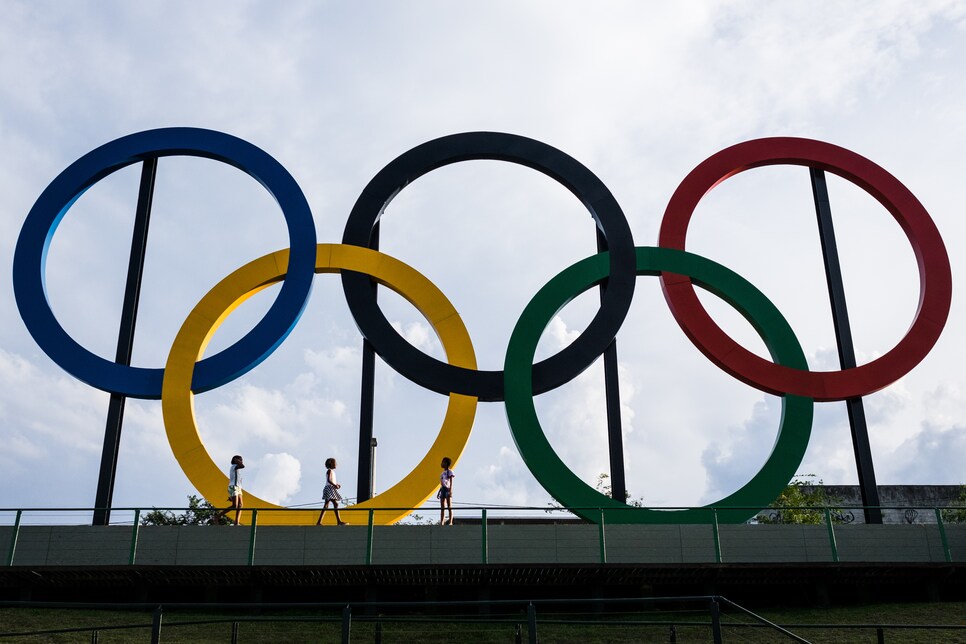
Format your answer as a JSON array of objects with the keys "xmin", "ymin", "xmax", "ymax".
[
  {"xmin": 317, "ymin": 457, "xmax": 348, "ymax": 526},
  {"xmin": 217, "ymin": 455, "xmax": 245, "ymax": 525},
  {"xmin": 438, "ymin": 456, "xmax": 455, "ymax": 525}
]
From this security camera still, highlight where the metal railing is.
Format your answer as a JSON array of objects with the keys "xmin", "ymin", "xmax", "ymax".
[
  {"xmin": 1, "ymin": 504, "xmax": 962, "ymax": 567},
  {"xmin": 3, "ymin": 595, "xmax": 966, "ymax": 642}
]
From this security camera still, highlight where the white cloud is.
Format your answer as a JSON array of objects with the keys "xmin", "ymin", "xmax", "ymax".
[{"xmin": 250, "ymin": 452, "xmax": 302, "ymax": 505}]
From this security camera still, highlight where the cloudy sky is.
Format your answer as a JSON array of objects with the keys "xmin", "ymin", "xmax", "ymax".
[{"xmin": 1, "ymin": 1, "xmax": 964, "ymax": 524}]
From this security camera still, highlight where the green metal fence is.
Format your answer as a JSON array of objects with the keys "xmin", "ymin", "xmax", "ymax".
[{"xmin": 1, "ymin": 503, "xmax": 963, "ymax": 567}]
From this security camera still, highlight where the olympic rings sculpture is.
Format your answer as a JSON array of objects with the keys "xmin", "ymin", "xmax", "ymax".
[{"xmin": 14, "ymin": 128, "xmax": 952, "ymax": 525}]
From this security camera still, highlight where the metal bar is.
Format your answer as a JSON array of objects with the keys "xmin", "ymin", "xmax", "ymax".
[
  {"xmin": 824, "ymin": 507, "xmax": 840, "ymax": 562},
  {"xmin": 128, "ymin": 509, "xmax": 140, "ymax": 565},
  {"xmin": 527, "ymin": 602, "xmax": 537, "ymax": 644},
  {"xmin": 709, "ymin": 598, "xmax": 722, "ymax": 644},
  {"xmin": 247, "ymin": 510, "xmax": 258, "ymax": 566},
  {"xmin": 481, "ymin": 508, "xmax": 488, "ymax": 564},
  {"xmin": 596, "ymin": 229, "xmax": 627, "ymax": 503},
  {"xmin": 356, "ymin": 223, "xmax": 380, "ymax": 503},
  {"xmin": 6, "ymin": 510, "xmax": 21, "ymax": 566},
  {"xmin": 810, "ymin": 168, "xmax": 882, "ymax": 524},
  {"xmin": 711, "ymin": 509, "xmax": 722, "ymax": 563},
  {"xmin": 149, "ymin": 605, "xmax": 162, "ymax": 644},
  {"xmin": 341, "ymin": 604, "xmax": 351, "ymax": 644},
  {"xmin": 366, "ymin": 509, "xmax": 374, "ymax": 565},
  {"xmin": 598, "ymin": 508, "xmax": 607, "ymax": 564},
  {"xmin": 935, "ymin": 507, "xmax": 952, "ymax": 563},
  {"xmin": 93, "ymin": 158, "xmax": 157, "ymax": 526}
]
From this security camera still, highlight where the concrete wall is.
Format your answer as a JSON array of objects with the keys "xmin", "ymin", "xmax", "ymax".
[{"xmin": 1, "ymin": 523, "xmax": 963, "ymax": 567}]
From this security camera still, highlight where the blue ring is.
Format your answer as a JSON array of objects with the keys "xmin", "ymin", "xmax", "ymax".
[{"xmin": 13, "ymin": 128, "xmax": 317, "ymax": 399}]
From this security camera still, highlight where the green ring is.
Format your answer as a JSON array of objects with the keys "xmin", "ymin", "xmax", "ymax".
[{"xmin": 503, "ymin": 246, "xmax": 814, "ymax": 524}]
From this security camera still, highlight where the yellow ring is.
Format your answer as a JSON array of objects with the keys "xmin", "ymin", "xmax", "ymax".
[{"xmin": 161, "ymin": 244, "xmax": 478, "ymax": 525}]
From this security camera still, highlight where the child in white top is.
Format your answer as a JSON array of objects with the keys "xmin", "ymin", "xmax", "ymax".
[
  {"xmin": 438, "ymin": 456, "xmax": 455, "ymax": 525},
  {"xmin": 217, "ymin": 455, "xmax": 245, "ymax": 525}
]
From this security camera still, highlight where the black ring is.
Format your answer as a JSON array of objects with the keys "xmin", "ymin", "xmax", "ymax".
[{"xmin": 341, "ymin": 132, "xmax": 636, "ymax": 401}]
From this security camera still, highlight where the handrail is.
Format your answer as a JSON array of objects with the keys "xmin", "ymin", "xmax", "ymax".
[
  {"xmin": 2, "ymin": 503, "xmax": 961, "ymax": 568},
  {"xmin": 7, "ymin": 595, "xmax": 966, "ymax": 642}
]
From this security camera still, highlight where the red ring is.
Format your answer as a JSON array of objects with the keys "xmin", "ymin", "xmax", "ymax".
[{"xmin": 658, "ymin": 137, "xmax": 952, "ymax": 402}]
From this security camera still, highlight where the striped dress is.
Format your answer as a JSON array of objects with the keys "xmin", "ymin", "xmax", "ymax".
[{"xmin": 323, "ymin": 468, "xmax": 342, "ymax": 502}]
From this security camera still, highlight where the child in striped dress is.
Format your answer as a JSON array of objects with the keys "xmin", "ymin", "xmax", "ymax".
[{"xmin": 317, "ymin": 457, "xmax": 347, "ymax": 525}]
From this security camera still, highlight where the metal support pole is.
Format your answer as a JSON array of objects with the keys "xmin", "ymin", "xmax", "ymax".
[
  {"xmin": 247, "ymin": 509, "xmax": 258, "ymax": 566},
  {"xmin": 809, "ymin": 168, "xmax": 882, "ymax": 524},
  {"xmin": 596, "ymin": 229, "xmax": 627, "ymax": 503},
  {"xmin": 598, "ymin": 508, "xmax": 607, "ymax": 564},
  {"xmin": 369, "ymin": 437, "xmax": 378, "ymax": 496},
  {"xmin": 709, "ymin": 598, "xmax": 722, "ymax": 644},
  {"xmin": 527, "ymin": 602, "xmax": 537, "ymax": 644},
  {"xmin": 935, "ymin": 508, "xmax": 952, "ymax": 563},
  {"xmin": 366, "ymin": 509, "xmax": 374, "ymax": 565},
  {"xmin": 824, "ymin": 507, "xmax": 840, "ymax": 563},
  {"xmin": 481, "ymin": 508, "xmax": 488, "ymax": 564},
  {"xmin": 356, "ymin": 224, "xmax": 380, "ymax": 503},
  {"xmin": 341, "ymin": 604, "xmax": 352, "ymax": 644},
  {"xmin": 129, "ymin": 509, "xmax": 141, "ymax": 565},
  {"xmin": 711, "ymin": 508, "xmax": 722, "ymax": 563},
  {"xmin": 150, "ymin": 605, "xmax": 162, "ymax": 644},
  {"xmin": 93, "ymin": 158, "xmax": 157, "ymax": 526},
  {"xmin": 6, "ymin": 510, "xmax": 21, "ymax": 566}
]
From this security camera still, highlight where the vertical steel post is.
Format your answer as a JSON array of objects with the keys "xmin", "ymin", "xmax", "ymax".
[
  {"xmin": 341, "ymin": 604, "xmax": 352, "ymax": 644},
  {"xmin": 6, "ymin": 510, "xmax": 21, "ymax": 566},
  {"xmin": 247, "ymin": 509, "xmax": 258, "ymax": 566},
  {"xmin": 150, "ymin": 605, "xmax": 163, "ymax": 644},
  {"xmin": 527, "ymin": 602, "xmax": 537, "ymax": 644},
  {"xmin": 810, "ymin": 168, "xmax": 882, "ymax": 524},
  {"xmin": 711, "ymin": 509, "xmax": 722, "ymax": 563},
  {"xmin": 93, "ymin": 158, "xmax": 157, "ymax": 526},
  {"xmin": 824, "ymin": 507, "xmax": 840, "ymax": 563},
  {"xmin": 598, "ymin": 508, "xmax": 607, "ymax": 564},
  {"xmin": 366, "ymin": 509, "xmax": 374, "ymax": 565},
  {"xmin": 481, "ymin": 508, "xmax": 488, "ymax": 564},
  {"xmin": 356, "ymin": 224, "xmax": 380, "ymax": 503},
  {"xmin": 596, "ymin": 229, "xmax": 627, "ymax": 503},
  {"xmin": 709, "ymin": 599, "xmax": 722, "ymax": 644},
  {"xmin": 129, "ymin": 509, "xmax": 141, "ymax": 565},
  {"xmin": 935, "ymin": 508, "xmax": 952, "ymax": 563}
]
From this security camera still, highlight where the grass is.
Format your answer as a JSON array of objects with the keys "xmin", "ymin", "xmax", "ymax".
[{"xmin": 0, "ymin": 601, "xmax": 964, "ymax": 642}]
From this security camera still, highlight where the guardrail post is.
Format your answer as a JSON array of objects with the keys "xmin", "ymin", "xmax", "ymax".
[
  {"xmin": 150, "ymin": 605, "xmax": 162, "ymax": 644},
  {"xmin": 935, "ymin": 508, "xmax": 952, "ymax": 563},
  {"xmin": 366, "ymin": 509, "xmax": 374, "ymax": 565},
  {"xmin": 711, "ymin": 509, "xmax": 722, "ymax": 563},
  {"xmin": 247, "ymin": 509, "xmax": 258, "ymax": 566},
  {"xmin": 709, "ymin": 598, "xmax": 722, "ymax": 644},
  {"xmin": 598, "ymin": 508, "xmax": 607, "ymax": 564},
  {"xmin": 129, "ymin": 509, "xmax": 141, "ymax": 565},
  {"xmin": 527, "ymin": 602, "xmax": 537, "ymax": 644},
  {"xmin": 341, "ymin": 604, "xmax": 352, "ymax": 644},
  {"xmin": 481, "ymin": 508, "xmax": 488, "ymax": 564},
  {"xmin": 824, "ymin": 507, "xmax": 840, "ymax": 563},
  {"xmin": 6, "ymin": 510, "xmax": 22, "ymax": 566}
]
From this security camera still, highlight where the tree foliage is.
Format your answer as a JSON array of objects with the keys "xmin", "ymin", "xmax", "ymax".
[
  {"xmin": 594, "ymin": 473, "xmax": 645, "ymax": 507},
  {"xmin": 757, "ymin": 475, "xmax": 848, "ymax": 525},
  {"xmin": 140, "ymin": 495, "xmax": 228, "ymax": 526},
  {"xmin": 941, "ymin": 485, "xmax": 966, "ymax": 524}
]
